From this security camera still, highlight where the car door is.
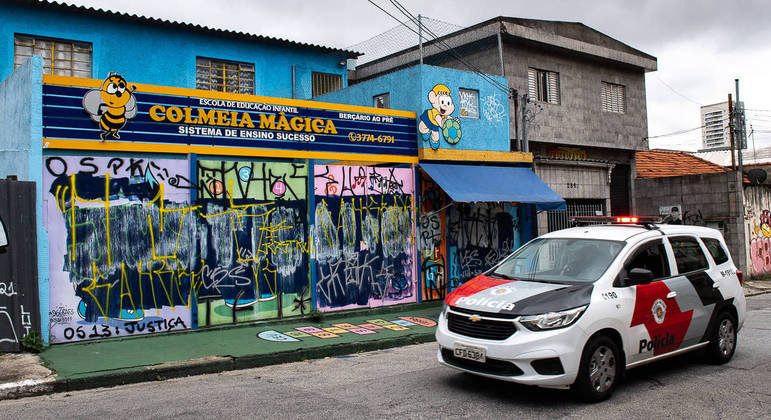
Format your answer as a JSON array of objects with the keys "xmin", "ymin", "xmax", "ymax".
[
  {"xmin": 613, "ymin": 238, "xmax": 675, "ymax": 364},
  {"xmin": 662, "ymin": 235, "xmax": 726, "ymax": 349}
]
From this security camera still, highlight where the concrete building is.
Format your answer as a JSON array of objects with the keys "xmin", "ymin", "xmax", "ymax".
[
  {"xmin": 349, "ymin": 17, "xmax": 657, "ymax": 234},
  {"xmin": 0, "ymin": 0, "xmax": 429, "ymax": 347},
  {"xmin": 700, "ymin": 101, "xmax": 732, "ymax": 151},
  {"xmin": 317, "ymin": 63, "xmax": 564, "ymax": 301}
]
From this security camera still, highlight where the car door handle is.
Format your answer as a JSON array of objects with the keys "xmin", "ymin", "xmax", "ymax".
[{"xmin": 666, "ymin": 291, "xmax": 677, "ymax": 299}]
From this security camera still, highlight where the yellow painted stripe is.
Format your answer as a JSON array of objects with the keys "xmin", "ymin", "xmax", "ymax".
[
  {"xmin": 43, "ymin": 138, "xmax": 419, "ymax": 164},
  {"xmin": 43, "ymin": 75, "xmax": 416, "ymax": 118},
  {"xmin": 419, "ymin": 148, "xmax": 533, "ymax": 163}
]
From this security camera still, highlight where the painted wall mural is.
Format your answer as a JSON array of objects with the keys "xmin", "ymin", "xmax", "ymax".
[
  {"xmin": 196, "ymin": 160, "xmax": 310, "ymax": 326},
  {"xmin": 418, "ymin": 172, "xmax": 520, "ymax": 300},
  {"xmin": 446, "ymin": 202, "xmax": 519, "ymax": 287},
  {"xmin": 419, "ymin": 172, "xmax": 449, "ymax": 301},
  {"xmin": 745, "ymin": 186, "xmax": 771, "ymax": 276},
  {"xmin": 418, "ymin": 84, "xmax": 462, "ymax": 150},
  {"xmin": 313, "ymin": 165, "xmax": 417, "ymax": 311},
  {"xmin": 43, "ymin": 155, "xmax": 310, "ymax": 343},
  {"xmin": 44, "ymin": 155, "xmax": 195, "ymax": 343}
]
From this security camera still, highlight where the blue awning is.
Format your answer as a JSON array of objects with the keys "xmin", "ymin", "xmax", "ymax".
[{"xmin": 420, "ymin": 163, "xmax": 566, "ymax": 211}]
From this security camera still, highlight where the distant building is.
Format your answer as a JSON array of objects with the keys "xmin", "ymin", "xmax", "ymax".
[
  {"xmin": 700, "ymin": 101, "xmax": 744, "ymax": 151},
  {"xmin": 700, "ymin": 102, "xmax": 731, "ymax": 150}
]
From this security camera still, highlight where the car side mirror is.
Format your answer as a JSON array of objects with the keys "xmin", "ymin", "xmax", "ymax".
[{"xmin": 617, "ymin": 267, "xmax": 655, "ymax": 287}]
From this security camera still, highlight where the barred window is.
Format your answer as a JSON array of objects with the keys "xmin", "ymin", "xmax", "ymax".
[
  {"xmin": 312, "ymin": 71, "xmax": 342, "ymax": 97},
  {"xmin": 373, "ymin": 93, "xmax": 390, "ymax": 109},
  {"xmin": 458, "ymin": 88, "xmax": 479, "ymax": 118},
  {"xmin": 602, "ymin": 81, "xmax": 626, "ymax": 113},
  {"xmin": 196, "ymin": 57, "xmax": 255, "ymax": 94},
  {"xmin": 528, "ymin": 67, "xmax": 560, "ymax": 104},
  {"xmin": 14, "ymin": 35, "xmax": 91, "ymax": 77}
]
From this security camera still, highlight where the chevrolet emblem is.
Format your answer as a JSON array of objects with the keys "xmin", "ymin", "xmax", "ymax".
[{"xmin": 468, "ymin": 314, "xmax": 482, "ymax": 322}]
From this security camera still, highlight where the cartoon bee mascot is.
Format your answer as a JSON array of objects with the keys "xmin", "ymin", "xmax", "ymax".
[
  {"xmin": 418, "ymin": 83, "xmax": 462, "ymax": 150},
  {"xmin": 83, "ymin": 73, "xmax": 137, "ymax": 141}
]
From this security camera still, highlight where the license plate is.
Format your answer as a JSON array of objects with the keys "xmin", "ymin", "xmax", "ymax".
[{"xmin": 454, "ymin": 343, "xmax": 486, "ymax": 363}]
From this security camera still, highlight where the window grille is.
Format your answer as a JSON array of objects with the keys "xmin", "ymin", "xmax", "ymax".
[
  {"xmin": 601, "ymin": 81, "xmax": 626, "ymax": 113},
  {"xmin": 196, "ymin": 57, "xmax": 255, "ymax": 94},
  {"xmin": 312, "ymin": 71, "xmax": 342, "ymax": 97},
  {"xmin": 458, "ymin": 88, "xmax": 479, "ymax": 118},
  {"xmin": 547, "ymin": 200, "xmax": 605, "ymax": 232},
  {"xmin": 373, "ymin": 93, "xmax": 390, "ymax": 109},
  {"xmin": 14, "ymin": 35, "xmax": 91, "ymax": 77},
  {"xmin": 528, "ymin": 67, "xmax": 560, "ymax": 104}
]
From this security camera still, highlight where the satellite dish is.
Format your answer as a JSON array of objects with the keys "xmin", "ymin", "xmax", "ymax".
[{"xmin": 747, "ymin": 169, "xmax": 767, "ymax": 185}]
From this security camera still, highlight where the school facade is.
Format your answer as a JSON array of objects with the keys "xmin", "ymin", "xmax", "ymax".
[{"xmin": 0, "ymin": 1, "xmax": 563, "ymax": 349}]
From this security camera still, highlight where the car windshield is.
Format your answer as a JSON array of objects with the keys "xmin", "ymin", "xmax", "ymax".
[{"xmin": 489, "ymin": 238, "xmax": 625, "ymax": 283}]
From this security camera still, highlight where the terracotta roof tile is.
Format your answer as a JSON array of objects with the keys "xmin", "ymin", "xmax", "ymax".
[{"xmin": 636, "ymin": 150, "xmax": 730, "ymax": 178}]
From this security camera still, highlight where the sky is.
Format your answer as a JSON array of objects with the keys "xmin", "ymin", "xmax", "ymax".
[{"xmin": 60, "ymin": 0, "xmax": 771, "ymax": 152}]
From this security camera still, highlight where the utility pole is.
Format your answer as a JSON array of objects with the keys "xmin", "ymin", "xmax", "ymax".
[
  {"xmin": 735, "ymin": 79, "xmax": 744, "ymax": 176},
  {"xmin": 418, "ymin": 14, "xmax": 423, "ymax": 65},
  {"xmin": 728, "ymin": 93, "xmax": 735, "ymax": 170},
  {"xmin": 521, "ymin": 93, "xmax": 529, "ymax": 153}
]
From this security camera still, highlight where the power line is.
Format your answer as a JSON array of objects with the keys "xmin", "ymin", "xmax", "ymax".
[
  {"xmin": 652, "ymin": 74, "xmax": 702, "ymax": 106},
  {"xmin": 366, "ymin": 0, "xmax": 510, "ymax": 95}
]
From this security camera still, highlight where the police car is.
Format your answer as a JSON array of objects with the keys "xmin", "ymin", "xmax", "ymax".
[{"xmin": 436, "ymin": 218, "xmax": 746, "ymax": 402}]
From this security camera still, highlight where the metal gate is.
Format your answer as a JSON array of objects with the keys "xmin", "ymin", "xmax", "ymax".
[
  {"xmin": 547, "ymin": 200, "xmax": 606, "ymax": 232},
  {"xmin": 0, "ymin": 179, "xmax": 40, "ymax": 352}
]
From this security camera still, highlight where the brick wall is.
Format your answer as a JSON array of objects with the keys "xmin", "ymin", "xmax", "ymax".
[{"xmin": 634, "ymin": 172, "xmax": 746, "ymax": 272}]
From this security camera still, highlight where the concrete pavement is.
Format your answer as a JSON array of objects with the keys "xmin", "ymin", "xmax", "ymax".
[
  {"xmin": 0, "ymin": 301, "xmax": 442, "ymax": 399},
  {"xmin": 2, "ymin": 279, "xmax": 769, "ymax": 401}
]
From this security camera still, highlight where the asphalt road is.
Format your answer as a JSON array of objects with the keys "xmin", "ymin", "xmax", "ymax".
[{"xmin": 2, "ymin": 294, "xmax": 770, "ymax": 419}]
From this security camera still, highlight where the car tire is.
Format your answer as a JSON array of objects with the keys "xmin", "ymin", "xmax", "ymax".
[
  {"xmin": 705, "ymin": 311, "xmax": 737, "ymax": 365},
  {"xmin": 572, "ymin": 335, "xmax": 620, "ymax": 403}
]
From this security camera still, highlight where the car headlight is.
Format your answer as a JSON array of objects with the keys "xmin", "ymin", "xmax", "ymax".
[
  {"xmin": 441, "ymin": 302, "xmax": 449, "ymax": 318},
  {"xmin": 518, "ymin": 305, "xmax": 587, "ymax": 331}
]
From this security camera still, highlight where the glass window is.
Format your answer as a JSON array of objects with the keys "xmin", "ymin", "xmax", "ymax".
[
  {"xmin": 196, "ymin": 57, "xmax": 254, "ymax": 94},
  {"xmin": 373, "ymin": 93, "xmax": 390, "ymax": 109},
  {"xmin": 14, "ymin": 34, "xmax": 91, "ymax": 78},
  {"xmin": 602, "ymin": 81, "xmax": 626, "ymax": 113},
  {"xmin": 702, "ymin": 237, "xmax": 729, "ymax": 265},
  {"xmin": 312, "ymin": 71, "xmax": 342, "ymax": 97},
  {"xmin": 458, "ymin": 88, "xmax": 479, "ymax": 118},
  {"xmin": 617, "ymin": 240, "xmax": 671, "ymax": 284},
  {"xmin": 528, "ymin": 67, "xmax": 560, "ymax": 104},
  {"xmin": 670, "ymin": 236, "xmax": 709, "ymax": 273},
  {"xmin": 491, "ymin": 238, "xmax": 625, "ymax": 283}
]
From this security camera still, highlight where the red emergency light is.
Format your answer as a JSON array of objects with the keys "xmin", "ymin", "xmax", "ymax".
[{"xmin": 569, "ymin": 216, "xmax": 662, "ymax": 226}]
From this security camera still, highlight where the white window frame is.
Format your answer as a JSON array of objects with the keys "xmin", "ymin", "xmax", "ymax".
[
  {"xmin": 528, "ymin": 67, "xmax": 560, "ymax": 104},
  {"xmin": 602, "ymin": 81, "xmax": 626, "ymax": 114},
  {"xmin": 14, "ymin": 34, "xmax": 91, "ymax": 78},
  {"xmin": 458, "ymin": 88, "xmax": 480, "ymax": 119},
  {"xmin": 196, "ymin": 57, "xmax": 255, "ymax": 95}
]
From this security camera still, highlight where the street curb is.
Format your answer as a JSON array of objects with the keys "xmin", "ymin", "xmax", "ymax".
[{"xmin": 14, "ymin": 332, "xmax": 437, "ymax": 398}]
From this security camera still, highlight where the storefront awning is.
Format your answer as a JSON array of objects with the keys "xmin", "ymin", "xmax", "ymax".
[{"xmin": 420, "ymin": 163, "xmax": 566, "ymax": 211}]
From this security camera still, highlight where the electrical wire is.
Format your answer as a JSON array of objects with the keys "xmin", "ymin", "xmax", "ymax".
[
  {"xmin": 367, "ymin": 0, "xmax": 510, "ymax": 95},
  {"xmin": 652, "ymin": 74, "xmax": 702, "ymax": 106},
  {"xmin": 388, "ymin": 0, "xmax": 510, "ymax": 93}
]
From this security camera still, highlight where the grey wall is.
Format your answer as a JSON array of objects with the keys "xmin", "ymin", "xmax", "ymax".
[
  {"xmin": 432, "ymin": 41, "xmax": 649, "ymax": 152},
  {"xmin": 0, "ymin": 56, "xmax": 42, "ymax": 181},
  {"xmin": 634, "ymin": 172, "xmax": 746, "ymax": 272}
]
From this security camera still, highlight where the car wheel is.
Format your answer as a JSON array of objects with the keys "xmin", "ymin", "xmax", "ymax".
[
  {"xmin": 706, "ymin": 311, "xmax": 737, "ymax": 364},
  {"xmin": 572, "ymin": 335, "xmax": 620, "ymax": 403}
]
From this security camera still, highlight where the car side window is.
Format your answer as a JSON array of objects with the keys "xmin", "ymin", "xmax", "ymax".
[
  {"xmin": 670, "ymin": 236, "xmax": 709, "ymax": 273},
  {"xmin": 701, "ymin": 237, "xmax": 729, "ymax": 265},
  {"xmin": 617, "ymin": 239, "xmax": 670, "ymax": 285}
]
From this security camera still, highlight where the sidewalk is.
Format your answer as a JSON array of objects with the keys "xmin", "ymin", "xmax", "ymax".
[{"xmin": 0, "ymin": 301, "xmax": 442, "ymax": 400}]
